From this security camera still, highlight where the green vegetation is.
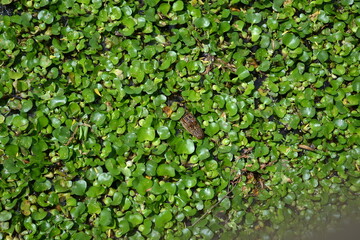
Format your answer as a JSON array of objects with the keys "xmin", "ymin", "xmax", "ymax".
[{"xmin": 1, "ymin": 0, "xmax": 359, "ymax": 239}]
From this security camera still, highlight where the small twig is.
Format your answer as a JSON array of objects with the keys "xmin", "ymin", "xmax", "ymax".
[
  {"xmin": 298, "ymin": 144, "xmax": 316, "ymax": 151},
  {"xmin": 65, "ymin": 123, "xmax": 91, "ymax": 146},
  {"xmin": 190, "ymin": 182, "xmax": 239, "ymax": 228},
  {"xmin": 65, "ymin": 124, "xmax": 80, "ymax": 146}
]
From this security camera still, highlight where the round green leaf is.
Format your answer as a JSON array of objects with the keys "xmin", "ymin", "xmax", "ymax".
[
  {"xmin": 49, "ymin": 96, "xmax": 67, "ymax": 109},
  {"xmin": 91, "ymin": 112, "xmax": 106, "ymax": 126},
  {"xmin": 194, "ymin": 17, "xmax": 210, "ymax": 28},
  {"xmin": 157, "ymin": 164, "xmax": 176, "ymax": 177},
  {"xmin": 134, "ymin": 176, "xmax": 153, "ymax": 195},
  {"xmin": 155, "ymin": 210, "xmax": 172, "ymax": 229},
  {"xmin": 71, "ymin": 180, "xmax": 87, "ymax": 196},
  {"xmin": 199, "ymin": 187, "xmax": 215, "ymax": 200},
  {"xmin": 52, "ymin": 127, "xmax": 71, "ymax": 144},
  {"xmin": 99, "ymin": 208, "xmax": 113, "ymax": 226},
  {"xmin": 175, "ymin": 139, "xmax": 195, "ymax": 155},
  {"xmin": 128, "ymin": 212, "xmax": 144, "ymax": 227},
  {"xmin": 157, "ymin": 126, "xmax": 171, "ymax": 140},
  {"xmin": 82, "ymin": 89, "xmax": 95, "ymax": 103},
  {"xmin": 300, "ymin": 107, "xmax": 316, "ymax": 118},
  {"xmin": 173, "ymin": 1, "xmax": 184, "ymax": 11},
  {"xmin": 0, "ymin": 211, "xmax": 12, "ymax": 222},
  {"xmin": 138, "ymin": 127, "xmax": 156, "ymax": 142},
  {"xmin": 38, "ymin": 10, "xmax": 54, "ymax": 24},
  {"xmin": 282, "ymin": 33, "xmax": 300, "ymax": 49}
]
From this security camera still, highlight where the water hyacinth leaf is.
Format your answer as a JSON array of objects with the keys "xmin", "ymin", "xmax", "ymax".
[
  {"xmin": 21, "ymin": 99, "xmax": 33, "ymax": 112},
  {"xmin": 300, "ymin": 107, "xmax": 316, "ymax": 118},
  {"xmin": 282, "ymin": 33, "xmax": 300, "ymax": 49},
  {"xmin": 0, "ymin": 211, "xmax": 12, "ymax": 222},
  {"xmin": 118, "ymin": 220, "xmax": 130, "ymax": 235},
  {"xmin": 52, "ymin": 127, "xmax": 71, "ymax": 143},
  {"xmin": 49, "ymin": 96, "xmax": 67, "ymax": 109},
  {"xmin": 138, "ymin": 127, "xmax": 156, "ymax": 142},
  {"xmin": 82, "ymin": 88, "xmax": 95, "ymax": 103},
  {"xmin": 33, "ymin": 180, "xmax": 52, "ymax": 192},
  {"xmin": 205, "ymin": 122, "xmax": 220, "ymax": 136},
  {"xmin": 91, "ymin": 112, "xmax": 106, "ymax": 126},
  {"xmin": 12, "ymin": 115, "xmax": 29, "ymax": 131},
  {"xmin": 128, "ymin": 212, "xmax": 144, "ymax": 227},
  {"xmin": 38, "ymin": 10, "xmax": 54, "ymax": 24},
  {"xmin": 173, "ymin": 0, "xmax": 184, "ymax": 11},
  {"xmin": 236, "ymin": 66, "xmax": 250, "ymax": 80},
  {"xmin": 71, "ymin": 180, "xmax": 87, "ymax": 196},
  {"xmin": 157, "ymin": 126, "xmax": 171, "ymax": 139},
  {"xmin": 98, "ymin": 173, "xmax": 113, "ymax": 187},
  {"xmin": 334, "ymin": 119, "xmax": 347, "ymax": 130},
  {"xmin": 197, "ymin": 146, "xmax": 210, "ymax": 161},
  {"xmin": 175, "ymin": 139, "xmax": 195, "ymax": 154},
  {"xmin": 155, "ymin": 210, "xmax": 172, "ymax": 229},
  {"xmin": 199, "ymin": 187, "xmax": 215, "ymax": 200},
  {"xmin": 99, "ymin": 208, "xmax": 113, "ymax": 226},
  {"xmin": 134, "ymin": 176, "xmax": 153, "ymax": 195},
  {"xmin": 157, "ymin": 164, "xmax": 176, "ymax": 177},
  {"xmin": 194, "ymin": 17, "xmax": 211, "ymax": 28},
  {"xmin": 226, "ymin": 101, "xmax": 238, "ymax": 116},
  {"xmin": 182, "ymin": 175, "xmax": 197, "ymax": 188}
]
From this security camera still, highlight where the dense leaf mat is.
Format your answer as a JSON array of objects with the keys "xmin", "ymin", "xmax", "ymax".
[{"xmin": 1, "ymin": 0, "xmax": 360, "ymax": 239}]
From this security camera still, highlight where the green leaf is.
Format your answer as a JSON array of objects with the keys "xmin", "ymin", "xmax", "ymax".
[
  {"xmin": 98, "ymin": 173, "xmax": 113, "ymax": 187},
  {"xmin": 157, "ymin": 126, "xmax": 171, "ymax": 140},
  {"xmin": 91, "ymin": 112, "xmax": 106, "ymax": 126},
  {"xmin": 128, "ymin": 212, "xmax": 144, "ymax": 227},
  {"xmin": 197, "ymin": 146, "xmax": 210, "ymax": 161},
  {"xmin": 236, "ymin": 66, "xmax": 250, "ymax": 80},
  {"xmin": 199, "ymin": 187, "xmax": 215, "ymax": 200},
  {"xmin": 145, "ymin": 0, "xmax": 160, "ymax": 7},
  {"xmin": 52, "ymin": 127, "xmax": 71, "ymax": 144},
  {"xmin": 205, "ymin": 122, "xmax": 220, "ymax": 136},
  {"xmin": 99, "ymin": 208, "xmax": 113, "ymax": 226},
  {"xmin": 134, "ymin": 176, "xmax": 153, "ymax": 195},
  {"xmin": 38, "ymin": 10, "xmax": 54, "ymax": 24},
  {"xmin": 175, "ymin": 139, "xmax": 195, "ymax": 155},
  {"xmin": 182, "ymin": 175, "xmax": 197, "ymax": 188},
  {"xmin": 82, "ymin": 88, "xmax": 95, "ymax": 103},
  {"xmin": 300, "ymin": 107, "xmax": 316, "ymax": 118},
  {"xmin": 138, "ymin": 127, "xmax": 156, "ymax": 142},
  {"xmin": 155, "ymin": 210, "xmax": 172, "ymax": 229},
  {"xmin": 118, "ymin": 219, "xmax": 130, "ymax": 235},
  {"xmin": 173, "ymin": 0, "xmax": 184, "ymax": 11},
  {"xmin": 226, "ymin": 101, "xmax": 238, "ymax": 116},
  {"xmin": 0, "ymin": 211, "xmax": 12, "ymax": 222},
  {"xmin": 157, "ymin": 164, "xmax": 176, "ymax": 177},
  {"xmin": 12, "ymin": 115, "xmax": 29, "ymax": 131},
  {"xmin": 33, "ymin": 180, "xmax": 52, "ymax": 192},
  {"xmin": 4, "ymin": 158, "xmax": 21, "ymax": 173},
  {"xmin": 49, "ymin": 96, "xmax": 67, "ymax": 109},
  {"xmin": 282, "ymin": 33, "xmax": 300, "ymax": 49},
  {"xmin": 194, "ymin": 17, "xmax": 211, "ymax": 28},
  {"xmin": 71, "ymin": 180, "xmax": 87, "ymax": 196}
]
